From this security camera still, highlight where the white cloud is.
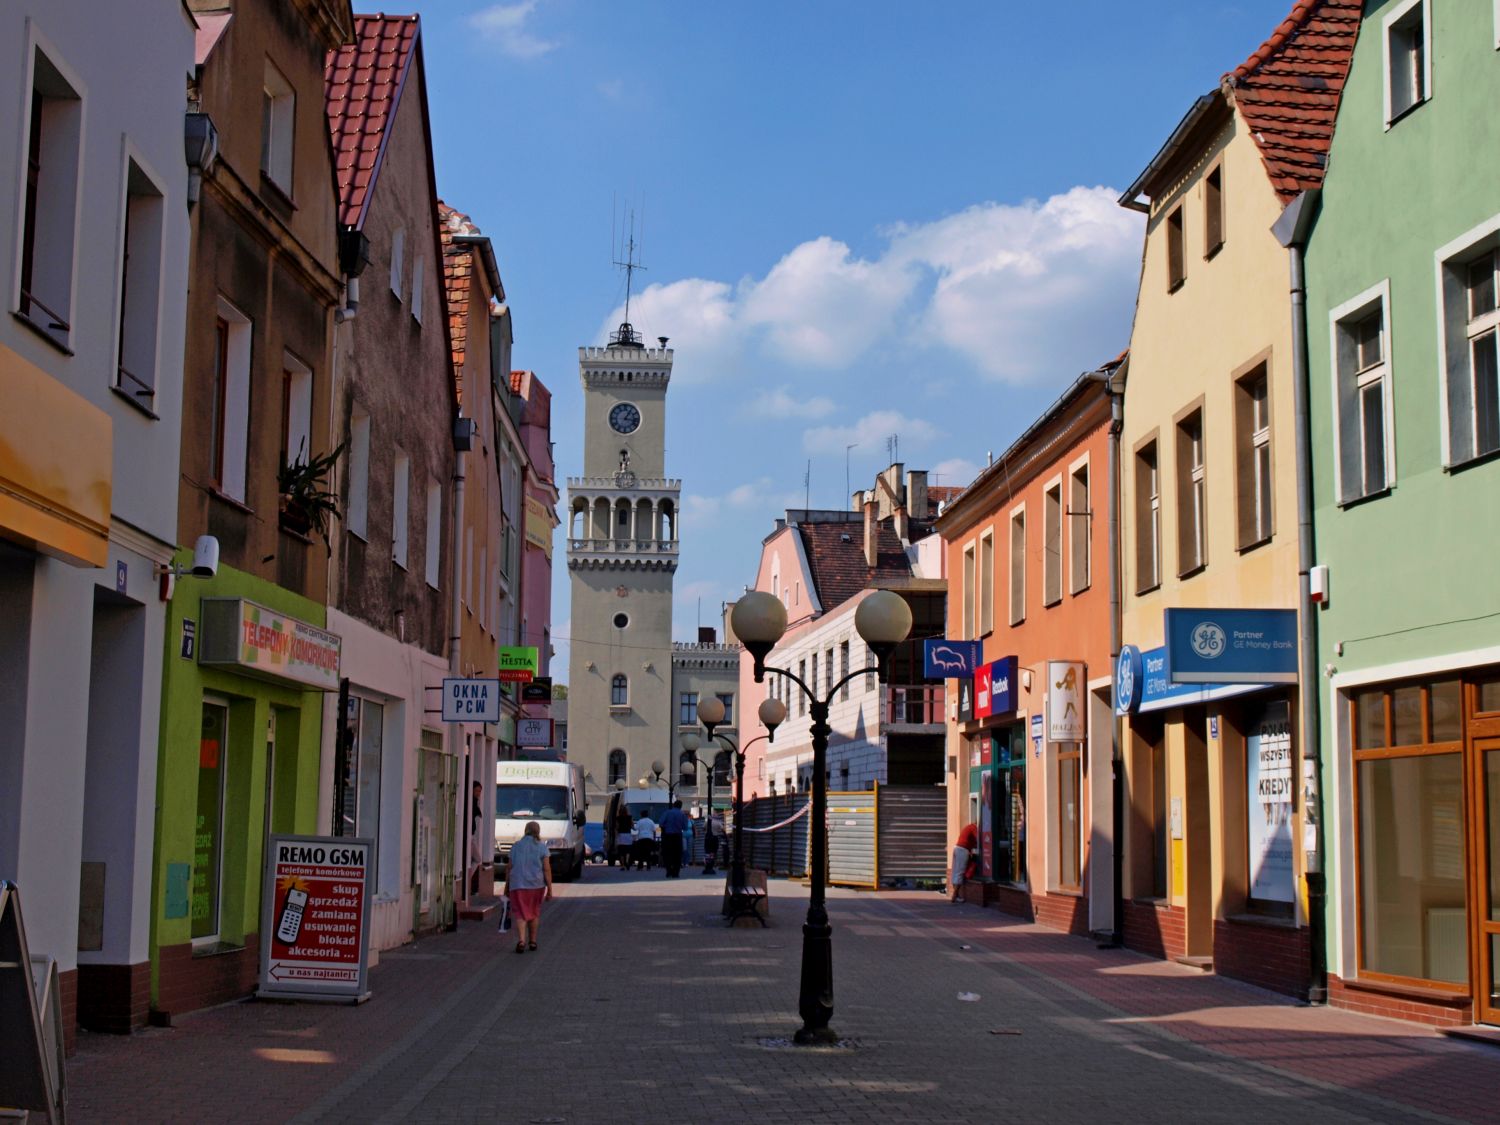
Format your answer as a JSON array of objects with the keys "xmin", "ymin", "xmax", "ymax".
[
  {"xmin": 928, "ymin": 457, "xmax": 981, "ymax": 491},
  {"xmin": 469, "ymin": 1, "xmax": 559, "ymax": 59},
  {"xmin": 597, "ymin": 78, "xmax": 624, "ymax": 100},
  {"xmin": 802, "ymin": 410, "xmax": 938, "ymax": 456},
  {"xmin": 745, "ymin": 387, "xmax": 837, "ymax": 420},
  {"xmin": 598, "ymin": 185, "xmax": 1140, "ymax": 386}
]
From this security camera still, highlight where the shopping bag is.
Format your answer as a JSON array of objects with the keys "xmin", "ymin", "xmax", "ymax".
[{"xmin": 497, "ymin": 895, "xmax": 511, "ymax": 932}]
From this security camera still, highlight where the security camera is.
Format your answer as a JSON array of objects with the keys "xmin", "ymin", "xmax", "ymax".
[{"xmin": 191, "ymin": 535, "xmax": 219, "ymax": 578}]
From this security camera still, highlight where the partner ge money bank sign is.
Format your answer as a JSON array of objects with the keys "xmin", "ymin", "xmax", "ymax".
[
  {"xmin": 258, "ymin": 834, "xmax": 373, "ymax": 1002},
  {"xmin": 1163, "ymin": 608, "xmax": 1297, "ymax": 685}
]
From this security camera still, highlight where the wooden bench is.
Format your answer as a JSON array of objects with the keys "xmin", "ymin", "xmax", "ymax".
[{"xmin": 722, "ymin": 867, "xmax": 769, "ymax": 927}]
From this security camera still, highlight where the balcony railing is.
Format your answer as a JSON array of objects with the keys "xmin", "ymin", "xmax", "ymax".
[
  {"xmin": 568, "ymin": 538, "xmax": 678, "ymax": 553},
  {"xmin": 885, "ymin": 683, "xmax": 944, "ymax": 726},
  {"xmin": 567, "ymin": 476, "xmax": 680, "ymax": 491}
]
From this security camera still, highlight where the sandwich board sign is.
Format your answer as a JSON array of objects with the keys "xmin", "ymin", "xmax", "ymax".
[{"xmin": 257, "ymin": 835, "xmax": 372, "ymax": 1002}]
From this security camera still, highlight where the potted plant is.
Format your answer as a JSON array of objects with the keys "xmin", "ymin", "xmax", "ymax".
[{"xmin": 278, "ymin": 440, "xmax": 345, "ymax": 550}]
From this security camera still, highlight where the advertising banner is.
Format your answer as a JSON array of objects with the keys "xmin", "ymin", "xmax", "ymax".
[
  {"xmin": 974, "ymin": 657, "xmax": 1017, "ymax": 719},
  {"xmin": 1164, "ymin": 608, "xmax": 1297, "ymax": 685},
  {"xmin": 257, "ymin": 835, "xmax": 372, "ymax": 1002},
  {"xmin": 923, "ymin": 639, "xmax": 984, "ymax": 679},
  {"xmin": 1115, "ymin": 643, "xmax": 1266, "ymax": 716},
  {"xmin": 442, "ymin": 678, "xmax": 502, "ymax": 722},
  {"xmin": 956, "ymin": 677, "xmax": 973, "ymax": 723},
  {"xmin": 198, "ymin": 598, "xmax": 341, "ymax": 691},
  {"xmin": 1047, "ymin": 660, "xmax": 1086, "ymax": 741},
  {"xmin": 497, "ymin": 646, "xmax": 539, "ymax": 683},
  {"xmin": 1246, "ymin": 702, "xmax": 1295, "ymax": 903},
  {"xmin": 525, "ymin": 496, "xmax": 554, "ymax": 558},
  {"xmin": 520, "ymin": 677, "xmax": 553, "ymax": 704},
  {"xmin": 517, "ymin": 717, "xmax": 553, "ymax": 747}
]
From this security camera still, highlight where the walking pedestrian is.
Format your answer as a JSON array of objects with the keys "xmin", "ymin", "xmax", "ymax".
[
  {"xmin": 631, "ymin": 811, "xmax": 657, "ymax": 870},
  {"xmin": 658, "ymin": 799, "xmax": 689, "ymax": 878},
  {"xmin": 614, "ymin": 805, "xmax": 635, "ymax": 872},
  {"xmin": 504, "ymin": 820, "xmax": 553, "ymax": 952},
  {"xmin": 702, "ymin": 810, "xmax": 723, "ymax": 875},
  {"xmin": 469, "ymin": 781, "xmax": 485, "ymax": 894},
  {"xmin": 951, "ymin": 822, "xmax": 979, "ymax": 902}
]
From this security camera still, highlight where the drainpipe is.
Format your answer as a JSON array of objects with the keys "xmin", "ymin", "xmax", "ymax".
[
  {"xmin": 1089, "ymin": 362, "xmax": 1126, "ymax": 946},
  {"xmin": 1272, "ymin": 189, "xmax": 1327, "ymax": 1005},
  {"xmin": 450, "ymin": 413, "xmax": 474, "ymax": 923}
]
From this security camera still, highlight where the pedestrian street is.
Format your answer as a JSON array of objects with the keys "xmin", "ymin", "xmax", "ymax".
[{"xmin": 67, "ymin": 869, "xmax": 1500, "ymax": 1124}]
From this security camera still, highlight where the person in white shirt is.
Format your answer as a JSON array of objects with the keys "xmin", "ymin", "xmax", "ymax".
[{"xmin": 631, "ymin": 813, "xmax": 657, "ymax": 869}]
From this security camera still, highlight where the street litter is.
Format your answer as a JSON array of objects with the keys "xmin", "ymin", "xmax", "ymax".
[{"xmin": 957, "ymin": 992, "xmax": 980, "ymax": 1002}]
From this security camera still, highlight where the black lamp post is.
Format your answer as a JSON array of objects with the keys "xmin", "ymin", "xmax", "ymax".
[
  {"xmin": 694, "ymin": 696, "xmax": 786, "ymax": 923},
  {"xmin": 729, "ymin": 589, "xmax": 911, "ymax": 1045},
  {"xmin": 676, "ymin": 735, "xmax": 723, "ymax": 869}
]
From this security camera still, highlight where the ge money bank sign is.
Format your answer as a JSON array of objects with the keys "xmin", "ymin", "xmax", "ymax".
[{"xmin": 1163, "ymin": 608, "xmax": 1297, "ymax": 685}]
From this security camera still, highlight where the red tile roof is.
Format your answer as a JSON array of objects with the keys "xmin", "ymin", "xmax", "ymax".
[
  {"xmin": 926, "ymin": 486, "xmax": 964, "ymax": 506},
  {"xmin": 437, "ymin": 201, "xmax": 475, "ymax": 382},
  {"xmin": 1223, "ymin": 0, "xmax": 1362, "ymax": 204},
  {"xmin": 798, "ymin": 519, "xmax": 921, "ymax": 611},
  {"xmin": 324, "ymin": 14, "xmax": 420, "ymax": 228}
]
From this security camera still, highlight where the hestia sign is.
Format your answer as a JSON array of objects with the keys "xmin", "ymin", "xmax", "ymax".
[
  {"xmin": 443, "ymin": 678, "xmax": 502, "ymax": 722},
  {"xmin": 257, "ymin": 834, "xmax": 372, "ymax": 1002},
  {"xmin": 497, "ymin": 646, "xmax": 538, "ymax": 683},
  {"xmin": 1164, "ymin": 608, "xmax": 1297, "ymax": 685},
  {"xmin": 198, "ymin": 598, "xmax": 341, "ymax": 691}
]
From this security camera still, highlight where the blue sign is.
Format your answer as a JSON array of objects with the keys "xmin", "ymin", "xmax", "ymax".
[
  {"xmin": 1116, "ymin": 643, "xmax": 1267, "ymax": 716},
  {"xmin": 924, "ymin": 639, "xmax": 984, "ymax": 679},
  {"xmin": 987, "ymin": 656, "xmax": 1017, "ymax": 716},
  {"xmin": 1164, "ymin": 608, "xmax": 1297, "ymax": 685},
  {"xmin": 1030, "ymin": 713, "xmax": 1043, "ymax": 758}
]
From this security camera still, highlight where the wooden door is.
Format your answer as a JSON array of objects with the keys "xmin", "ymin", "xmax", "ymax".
[{"xmin": 1474, "ymin": 736, "xmax": 1500, "ymax": 1025}]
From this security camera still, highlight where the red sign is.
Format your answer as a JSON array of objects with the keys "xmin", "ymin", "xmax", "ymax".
[
  {"xmin": 497, "ymin": 669, "xmax": 534, "ymax": 683},
  {"xmin": 974, "ymin": 663, "xmax": 994, "ymax": 719},
  {"xmin": 258, "ymin": 835, "xmax": 371, "ymax": 1001}
]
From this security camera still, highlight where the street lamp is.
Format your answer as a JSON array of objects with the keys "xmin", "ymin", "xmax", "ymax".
[
  {"xmin": 678, "ymin": 731, "xmax": 731, "ymax": 873},
  {"xmin": 730, "ymin": 587, "xmax": 911, "ymax": 1045},
  {"xmin": 695, "ymin": 695, "xmax": 786, "ymax": 924}
]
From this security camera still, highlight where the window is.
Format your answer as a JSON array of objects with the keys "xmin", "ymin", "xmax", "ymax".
[
  {"xmin": 612, "ymin": 675, "xmax": 629, "ymax": 707},
  {"xmin": 1351, "ymin": 677, "xmax": 1466, "ymax": 986},
  {"xmin": 1383, "ymin": 0, "xmax": 1429, "ymax": 126},
  {"xmin": 116, "ymin": 160, "xmax": 164, "ymax": 403},
  {"xmin": 607, "ymin": 749, "xmax": 626, "ymax": 787},
  {"xmin": 1235, "ymin": 364, "xmax": 1274, "ymax": 548},
  {"xmin": 824, "ymin": 648, "xmax": 834, "ymax": 702},
  {"xmin": 261, "ymin": 60, "xmax": 295, "ymax": 191},
  {"xmin": 338, "ymin": 698, "xmax": 385, "ymax": 844},
  {"xmin": 1068, "ymin": 461, "xmax": 1090, "ymax": 593},
  {"xmin": 1008, "ymin": 506, "xmax": 1026, "ymax": 625},
  {"xmin": 1166, "ymin": 205, "xmax": 1185, "ymax": 291},
  {"xmin": 961, "ymin": 544, "xmax": 976, "ymax": 639},
  {"xmin": 1134, "ymin": 440, "xmax": 1161, "ymax": 593},
  {"xmin": 1204, "ymin": 165, "xmax": 1224, "ymax": 257},
  {"xmin": 865, "ymin": 644, "xmax": 876, "ymax": 693},
  {"xmin": 1437, "ymin": 222, "xmax": 1500, "ymax": 466},
  {"xmin": 280, "ymin": 354, "xmax": 312, "ymax": 470},
  {"xmin": 392, "ymin": 451, "xmax": 410, "ymax": 568},
  {"xmin": 1245, "ymin": 700, "xmax": 1295, "ymax": 912},
  {"xmin": 679, "ymin": 691, "xmax": 698, "ymax": 725},
  {"xmin": 979, "ymin": 532, "xmax": 994, "ymax": 634},
  {"xmin": 210, "ymin": 299, "xmax": 252, "ymax": 502},
  {"xmin": 716, "ymin": 693, "xmax": 734, "ymax": 724},
  {"xmin": 463, "ymin": 526, "xmax": 473, "ymax": 607},
  {"xmin": 411, "ymin": 255, "xmax": 424, "ymax": 324},
  {"xmin": 1043, "ymin": 481, "xmax": 1062, "ymax": 606},
  {"xmin": 612, "ymin": 612, "xmax": 629, "ymax": 629},
  {"xmin": 1175, "ymin": 409, "xmax": 1206, "ymax": 576},
  {"xmin": 348, "ymin": 407, "xmax": 370, "ymax": 539},
  {"xmin": 1331, "ymin": 284, "xmax": 1394, "ymax": 503},
  {"xmin": 798, "ymin": 660, "xmax": 807, "ymax": 715},
  {"xmin": 390, "ymin": 228, "xmax": 405, "ymax": 301},
  {"xmin": 839, "ymin": 641, "xmax": 850, "ymax": 702},
  {"xmin": 1057, "ymin": 743, "xmax": 1081, "ymax": 891},
  {"xmin": 425, "ymin": 480, "xmax": 441, "ymax": 587},
  {"xmin": 192, "ymin": 699, "xmax": 229, "ymax": 940},
  {"xmin": 17, "ymin": 49, "xmax": 82, "ymax": 347}
]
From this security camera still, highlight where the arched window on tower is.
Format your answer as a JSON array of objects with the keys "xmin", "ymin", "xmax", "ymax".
[
  {"xmin": 608, "ymin": 749, "xmax": 626, "ymax": 787},
  {"xmin": 611, "ymin": 674, "xmax": 628, "ymax": 706}
]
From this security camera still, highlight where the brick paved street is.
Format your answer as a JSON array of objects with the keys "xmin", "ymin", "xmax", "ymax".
[{"xmin": 68, "ymin": 868, "xmax": 1500, "ymax": 1124}]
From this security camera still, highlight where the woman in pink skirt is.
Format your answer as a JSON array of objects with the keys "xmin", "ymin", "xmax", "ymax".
[{"xmin": 504, "ymin": 820, "xmax": 553, "ymax": 952}]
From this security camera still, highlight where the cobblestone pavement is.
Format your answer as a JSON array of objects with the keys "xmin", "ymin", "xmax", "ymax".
[{"xmin": 68, "ymin": 868, "xmax": 1500, "ymax": 1124}]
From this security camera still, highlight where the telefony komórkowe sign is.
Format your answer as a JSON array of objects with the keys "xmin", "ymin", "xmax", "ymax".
[{"xmin": 257, "ymin": 835, "xmax": 372, "ymax": 1002}]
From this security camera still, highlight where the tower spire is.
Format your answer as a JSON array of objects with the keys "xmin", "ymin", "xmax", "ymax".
[{"xmin": 611, "ymin": 205, "xmax": 646, "ymax": 347}]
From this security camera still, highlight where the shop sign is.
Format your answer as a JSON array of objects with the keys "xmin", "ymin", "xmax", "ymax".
[
  {"xmin": 1247, "ymin": 703, "xmax": 1295, "ymax": 902},
  {"xmin": 923, "ymin": 639, "xmax": 983, "ymax": 679},
  {"xmin": 974, "ymin": 656, "xmax": 1017, "ymax": 719},
  {"xmin": 1115, "ymin": 643, "xmax": 1265, "ymax": 716},
  {"xmin": 1046, "ymin": 660, "xmax": 1086, "ymax": 741},
  {"xmin": 520, "ymin": 677, "xmax": 553, "ymax": 703},
  {"xmin": 442, "ymin": 678, "xmax": 501, "ymax": 722},
  {"xmin": 257, "ymin": 834, "xmax": 372, "ymax": 1002},
  {"xmin": 517, "ymin": 717, "xmax": 553, "ymax": 747},
  {"xmin": 956, "ymin": 677, "xmax": 973, "ymax": 723},
  {"xmin": 497, "ymin": 646, "xmax": 538, "ymax": 683},
  {"xmin": 525, "ymin": 496, "xmax": 554, "ymax": 558},
  {"xmin": 1030, "ymin": 713, "xmax": 1043, "ymax": 758},
  {"xmin": 1164, "ymin": 608, "xmax": 1297, "ymax": 685},
  {"xmin": 198, "ymin": 598, "xmax": 341, "ymax": 691}
]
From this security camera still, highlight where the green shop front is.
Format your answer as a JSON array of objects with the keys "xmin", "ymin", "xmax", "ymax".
[{"xmin": 152, "ymin": 572, "xmax": 340, "ymax": 1020}]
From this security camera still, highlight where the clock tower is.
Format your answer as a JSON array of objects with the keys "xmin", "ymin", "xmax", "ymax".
[{"xmin": 566, "ymin": 322, "xmax": 679, "ymax": 805}]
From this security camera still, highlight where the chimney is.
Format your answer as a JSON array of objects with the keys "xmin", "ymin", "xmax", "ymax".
[
  {"xmin": 698, "ymin": 626, "xmax": 716, "ymax": 644},
  {"xmin": 863, "ymin": 499, "xmax": 879, "ymax": 568},
  {"xmin": 907, "ymin": 470, "xmax": 929, "ymax": 520}
]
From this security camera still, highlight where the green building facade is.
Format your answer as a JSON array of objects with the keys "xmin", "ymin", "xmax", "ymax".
[{"xmin": 1306, "ymin": 0, "xmax": 1500, "ymax": 1027}]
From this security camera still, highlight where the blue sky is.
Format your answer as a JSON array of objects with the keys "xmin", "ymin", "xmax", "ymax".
[{"xmin": 417, "ymin": 0, "xmax": 1302, "ymax": 679}]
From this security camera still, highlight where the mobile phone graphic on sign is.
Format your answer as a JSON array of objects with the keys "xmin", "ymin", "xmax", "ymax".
[{"xmin": 277, "ymin": 888, "xmax": 309, "ymax": 944}]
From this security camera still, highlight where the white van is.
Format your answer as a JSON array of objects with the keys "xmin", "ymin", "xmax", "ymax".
[{"xmin": 494, "ymin": 760, "xmax": 587, "ymax": 881}]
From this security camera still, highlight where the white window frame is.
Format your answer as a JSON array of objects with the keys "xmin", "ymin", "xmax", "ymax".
[
  {"xmin": 1042, "ymin": 475, "xmax": 1063, "ymax": 607},
  {"xmin": 392, "ymin": 450, "xmax": 409, "ymax": 568},
  {"xmin": 114, "ymin": 149, "xmax": 166, "ymax": 407},
  {"xmin": 261, "ymin": 59, "xmax": 295, "ymax": 192},
  {"xmin": 425, "ymin": 479, "xmax": 441, "ymax": 588},
  {"xmin": 978, "ymin": 529, "xmax": 994, "ymax": 635},
  {"xmin": 1382, "ymin": 0, "xmax": 1431, "ymax": 129},
  {"xmin": 1008, "ymin": 502, "xmax": 1026, "ymax": 626},
  {"xmin": 1178, "ymin": 410, "xmax": 1207, "ymax": 576},
  {"xmin": 961, "ymin": 541, "xmax": 976, "ymax": 639},
  {"xmin": 281, "ymin": 351, "xmax": 313, "ymax": 469},
  {"xmin": 1434, "ymin": 211, "xmax": 1500, "ymax": 467},
  {"xmin": 347, "ymin": 406, "xmax": 370, "ymax": 539},
  {"xmin": 1329, "ymin": 280, "xmax": 1396, "ymax": 504},
  {"xmin": 1067, "ymin": 453, "xmax": 1091, "ymax": 594},
  {"xmin": 389, "ymin": 227, "xmax": 405, "ymax": 301},
  {"xmin": 213, "ymin": 296, "xmax": 252, "ymax": 502}
]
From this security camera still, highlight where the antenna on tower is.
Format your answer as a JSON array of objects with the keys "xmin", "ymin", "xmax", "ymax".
[
  {"xmin": 804, "ymin": 461, "xmax": 811, "ymax": 514},
  {"xmin": 611, "ymin": 200, "xmax": 646, "ymax": 347},
  {"xmin": 886, "ymin": 433, "xmax": 899, "ymax": 465}
]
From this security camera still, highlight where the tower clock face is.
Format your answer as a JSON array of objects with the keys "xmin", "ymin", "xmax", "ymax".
[{"xmin": 609, "ymin": 402, "xmax": 641, "ymax": 434}]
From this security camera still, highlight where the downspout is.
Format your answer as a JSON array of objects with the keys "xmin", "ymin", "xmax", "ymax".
[
  {"xmin": 450, "ymin": 413, "xmax": 473, "ymax": 924},
  {"xmin": 1273, "ymin": 189, "xmax": 1327, "ymax": 1005},
  {"xmin": 1089, "ymin": 363, "xmax": 1126, "ymax": 946}
]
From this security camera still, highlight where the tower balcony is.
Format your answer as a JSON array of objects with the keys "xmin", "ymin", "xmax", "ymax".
[
  {"xmin": 566, "ymin": 537, "xmax": 680, "ymax": 571},
  {"xmin": 567, "ymin": 476, "xmax": 681, "ymax": 493}
]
